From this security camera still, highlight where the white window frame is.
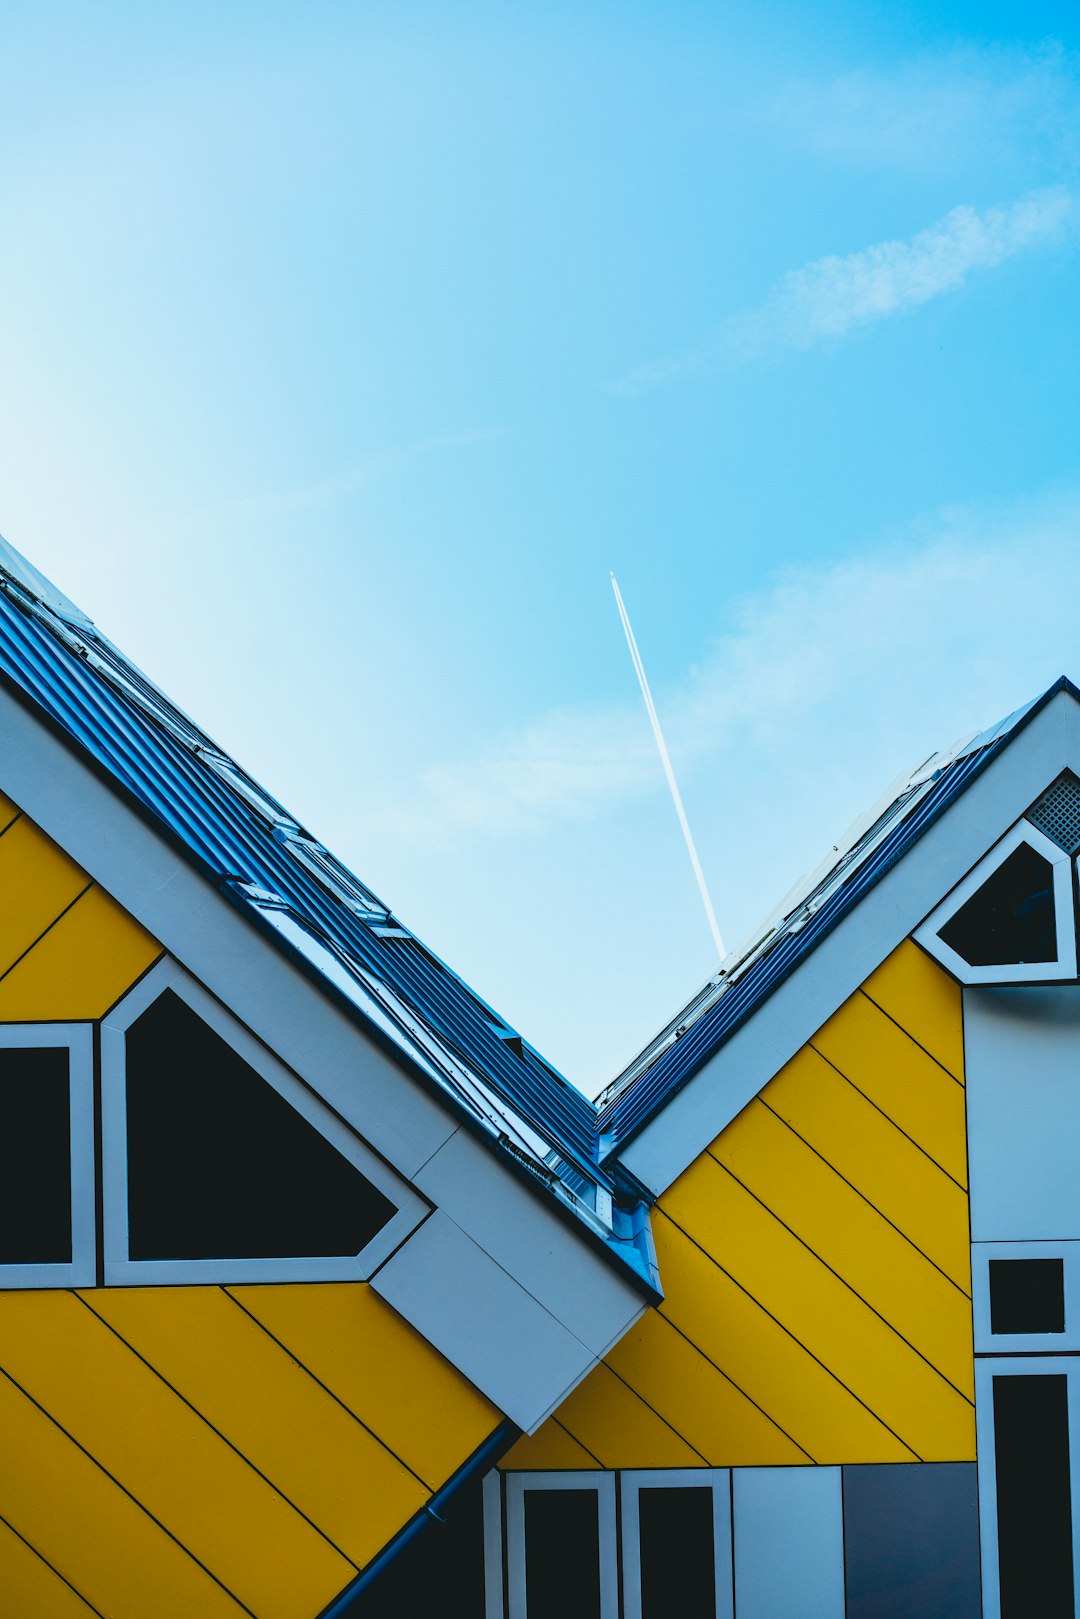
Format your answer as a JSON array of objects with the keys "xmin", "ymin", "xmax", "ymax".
[
  {"xmin": 0, "ymin": 1023, "xmax": 95, "ymax": 1289},
  {"xmin": 620, "ymin": 1469, "xmax": 733, "ymax": 1619},
  {"xmin": 503, "ymin": 1470, "xmax": 618, "ymax": 1619},
  {"xmin": 915, "ymin": 819, "xmax": 1077, "ymax": 984},
  {"xmin": 100, "ymin": 958, "xmax": 427, "ymax": 1285},
  {"xmin": 975, "ymin": 1354, "xmax": 1080, "ymax": 1619},
  {"xmin": 973, "ymin": 1240, "xmax": 1080, "ymax": 1353}
]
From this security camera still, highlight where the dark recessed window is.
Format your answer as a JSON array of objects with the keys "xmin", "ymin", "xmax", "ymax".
[
  {"xmin": 0, "ymin": 1047, "xmax": 71, "ymax": 1264},
  {"xmin": 938, "ymin": 844, "xmax": 1056, "ymax": 967},
  {"xmin": 524, "ymin": 1490, "xmax": 601, "ymax": 1619},
  {"xmin": 125, "ymin": 990, "xmax": 396, "ymax": 1261},
  {"xmin": 990, "ymin": 1259, "xmax": 1066, "ymax": 1336},
  {"xmin": 638, "ymin": 1486, "xmax": 715, "ymax": 1619},
  {"xmin": 994, "ymin": 1374, "xmax": 1074, "ymax": 1619}
]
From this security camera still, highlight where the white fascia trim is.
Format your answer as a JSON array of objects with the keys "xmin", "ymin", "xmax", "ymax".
[
  {"xmin": 914, "ymin": 819, "xmax": 1076, "ymax": 983},
  {"xmin": 0, "ymin": 680, "xmax": 641, "ymax": 1405},
  {"xmin": 100, "ymin": 959, "xmax": 427, "ymax": 1286},
  {"xmin": 0, "ymin": 1022, "xmax": 94, "ymax": 1290},
  {"xmin": 622, "ymin": 689, "xmax": 1080, "ymax": 1196}
]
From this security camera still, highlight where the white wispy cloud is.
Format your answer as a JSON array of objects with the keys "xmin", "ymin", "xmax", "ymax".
[
  {"xmin": 610, "ymin": 189, "xmax": 1073, "ymax": 392},
  {"xmin": 372, "ymin": 491, "xmax": 1080, "ymax": 857},
  {"xmin": 747, "ymin": 188, "xmax": 1073, "ymax": 348}
]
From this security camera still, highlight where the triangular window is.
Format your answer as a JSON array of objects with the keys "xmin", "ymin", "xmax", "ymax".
[
  {"xmin": 125, "ymin": 990, "xmax": 397, "ymax": 1262},
  {"xmin": 937, "ymin": 844, "xmax": 1056, "ymax": 967},
  {"xmin": 916, "ymin": 821, "xmax": 1077, "ymax": 985},
  {"xmin": 102, "ymin": 962, "xmax": 425, "ymax": 1285}
]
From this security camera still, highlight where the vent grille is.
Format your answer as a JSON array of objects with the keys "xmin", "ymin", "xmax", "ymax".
[{"xmin": 1027, "ymin": 773, "xmax": 1080, "ymax": 855}]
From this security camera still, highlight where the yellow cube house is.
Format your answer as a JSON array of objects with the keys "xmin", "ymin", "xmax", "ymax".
[{"xmin": 0, "ymin": 534, "xmax": 1078, "ymax": 1619}]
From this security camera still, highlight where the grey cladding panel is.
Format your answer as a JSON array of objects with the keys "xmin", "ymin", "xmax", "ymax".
[
  {"xmin": 733, "ymin": 1466, "xmax": 844, "ymax": 1619},
  {"xmin": 842, "ymin": 1463, "xmax": 981, "ymax": 1619}
]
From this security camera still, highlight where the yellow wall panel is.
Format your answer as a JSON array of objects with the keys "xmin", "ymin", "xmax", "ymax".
[
  {"xmin": 762, "ymin": 1046, "xmax": 970, "ymax": 1288},
  {"xmin": 654, "ymin": 1214, "xmax": 915, "ymax": 1463},
  {"xmin": 0, "ymin": 817, "xmax": 89, "ymax": 978},
  {"xmin": 84, "ymin": 1286, "xmax": 429, "ymax": 1572},
  {"xmin": 811, "ymin": 992, "xmax": 967, "ymax": 1183},
  {"xmin": 502, "ymin": 1418, "xmax": 603, "ymax": 1471},
  {"xmin": 605, "ymin": 1313, "xmax": 809, "ymax": 1467},
  {"xmin": 861, "ymin": 938, "xmax": 964, "ymax": 1078},
  {"xmin": 0, "ymin": 1517, "xmax": 100, "ymax": 1619},
  {"xmin": 0, "ymin": 885, "xmax": 161, "ymax": 1020},
  {"xmin": 0, "ymin": 1369, "xmax": 247, "ymax": 1619},
  {"xmin": 0, "ymin": 1292, "xmax": 352, "ymax": 1619},
  {"xmin": 231, "ymin": 1283, "xmax": 500, "ymax": 1490},
  {"xmin": 515, "ymin": 942, "xmax": 974, "ymax": 1471},
  {"xmin": 0, "ymin": 790, "xmax": 20, "ymax": 832},
  {"xmin": 532, "ymin": 1354, "xmax": 704, "ymax": 1470},
  {"xmin": 710, "ymin": 1100, "xmax": 974, "ymax": 1395},
  {"xmin": 664, "ymin": 1155, "xmax": 973, "ymax": 1460}
]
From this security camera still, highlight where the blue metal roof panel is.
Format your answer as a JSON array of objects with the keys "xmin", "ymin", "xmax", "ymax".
[
  {"xmin": 596, "ymin": 681, "xmax": 1071, "ymax": 1156},
  {"xmin": 0, "ymin": 569, "xmax": 641, "ymax": 1278}
]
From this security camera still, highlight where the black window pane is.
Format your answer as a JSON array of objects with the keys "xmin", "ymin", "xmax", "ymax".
[
  {"xmin": 0, "ymin": 1047, "xmax": 71, "ymax": 1264},
  {"xmin": 126, "ymin": 991, "xmax": 396, "ymax": 1260},
  {"xmin": 990, "ymin": 1259, "xmax": 1066, "ymax": 1335},
  {"xmin": 639, "ymin": 1486, "xmax": 715, "ymax": 1619},
  {"xmin": 525, "ymin": 1489, "xmax": 600, "ymax": 1619},
  {"xmin": 842, "ymin": 1463, "xmax": 981, "ymax": 1619},
  {"xmin": 994, "ymin": 1374, "xmax": 1074, "ymax": 1619},
  {"xmin": 939, "ymin": 844, "xmax": 1056, "ymax": 966}
]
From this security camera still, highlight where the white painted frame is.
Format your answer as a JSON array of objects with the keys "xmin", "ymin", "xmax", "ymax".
[
  {"xmin": 100, "ymin": 958, "xmax": 427, "ymax": 1285},
  {"xmin": 915, "ymin": 819, "xmax": 1076, "ymax": 984},
  {"xmin": 973, "ymin": 1240, "xmax": 1080, "ymax": 1353},
  {"xmin": 620, "ymin": 1469, "xmax": 733, "ymax": 1619},
  {"xmin": 482, "ymin": 1470, "xmax": 505, "ymax": 1619},
  {"xmin": 0, "ymin": 1023, "xmax": 95, "ymax": 1289},
  {"xmin": 975, "ymin": 1355, "xmax": 1080, "ymax": 1619},
  {"xmin": 504, "ymin": 1471, "xmax": 618, "ymax": 1619}
]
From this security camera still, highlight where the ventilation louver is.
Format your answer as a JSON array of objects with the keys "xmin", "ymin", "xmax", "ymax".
[{"xmin": 1026, "ymin": 773, "xmax": 1080, "ymax": 856}]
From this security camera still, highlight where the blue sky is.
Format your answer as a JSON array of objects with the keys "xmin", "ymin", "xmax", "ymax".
[{"xmin": 3, "ymin": 1, "xmax": 1080, "ymax": 1091}]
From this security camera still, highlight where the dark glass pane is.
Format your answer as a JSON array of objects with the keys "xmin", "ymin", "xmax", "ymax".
[
  {"xmin": 639, "ymin": 1486, "xmax": 715, "ymax": 1619},
  {"xmin": 0, "ymin": 1047, "xmax": 71, "ymax": 1264},
  {"xmin": 938, "ymin": 844, "xmax": 1056, "ymax": 966},
  {"xmin": 126, "ymin": 991, "xmax": 396, "ymax": 1260},
  {"xmin": 525, "ymin": 1489, "xmax": 600, "ymax": 1619},
  {"xmin": 991, "ymin": 1259, "xmax": 1066, "ymax": 1335},
  {"xmin": 354, "ymin": 1475, "xmax": 487, "ymax": 1618},
  {"xmin": 843, "ymin": 1463, "xmax": 981, "ymax": 1619},
  {"xmin": 994, "ymin": 1374, "xmax": 1074, "ymax": 1619}
]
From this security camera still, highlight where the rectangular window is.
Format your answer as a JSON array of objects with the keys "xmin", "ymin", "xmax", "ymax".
[
  {"xmin": 0, "ymin": 1024, "xmax": 94, "ymax": 1289},
  {"xmin": 994, "ymin": 1375, "xmax": 1074, "ymax": 1618},
  {"xmin": 503, "ymin": 1472, "xmax": 617, "ymax": 1619},
  {"xmin": 621, "ymin": 1470, "xmax": 732, "ymax": 1619}
]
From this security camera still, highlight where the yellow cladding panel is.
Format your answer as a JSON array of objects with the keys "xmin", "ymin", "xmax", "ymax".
[
  {"xmin": 605, "ymin": 1311, "xmax": 808, "ymax": 1467},
  {"xmin": 231, "ymin": 1283, "xmax": 501, "ymax": 1490},
  {"xmin": 711, "ymin": 1100, "xmax": 974, "ymax": 1396},
  {"xmin": 0, "ymin": 817, "xmax": 89, "ymax": 976},
  {"xmin": 762, "ymin": 1045, "xmax": 970, "ymax": 1288},
  {"xmin": 0, "ymin": 1368, "xmax": 246, "ymax": 1619},
  {"xmin": 531, "ymin": 1354, "xmax": 705, "ymax": 1469},
  {"xmin": 84, "ymin": 1287, "xmax": 429, "ymax": 1572},
  {"xmin": 861, "ymin": 939, "xmax": 965, "ymax": 1078},
  {"xmin": 653, "ymin": 1213, "xmax": 915, "ymax": 1463},
  {"xmin": 811, "ymin": 991, "xmax": 967, "ymax": 1184},
  {"xmin": 503, "ymin": 1419, "xmax": 603, "ymax": 1471},
  {"xmin": 0, "ymin": 1291, "xmax": 352, "ymax": 1619},
  {"xmin": 664, "ymin": 1152, "xmax": 973, "ymax": 1460},
  {"xmin": 0, "ymin": 790, "xmax": 20, "ymax": 831},
  {"xmin": 0, "ymin": 885, "xmax": 161, "ymax": 1020},
  {"xmin": 0, "ymin": 1518, "xmax": 100, "ymax": 1619}
]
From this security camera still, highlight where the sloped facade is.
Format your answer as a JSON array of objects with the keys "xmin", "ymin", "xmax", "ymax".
[{"xmin": 4, "ymin": 535, "xmax": 1080, "ymax": 1619}]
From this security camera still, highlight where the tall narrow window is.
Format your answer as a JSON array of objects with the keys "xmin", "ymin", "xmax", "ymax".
[
  {"xmin": 504, "ymin": 1473, "xmax": 618, "ymax": 1619},
  {"xmin": 993, "ymin": 1374, "xmax": 1074, "ymax": 1619},
  {"xmin": 0, "ymin": 1025, "xmax": 94, "ymax": 1289}
]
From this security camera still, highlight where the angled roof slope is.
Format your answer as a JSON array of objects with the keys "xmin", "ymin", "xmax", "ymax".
[
  {"xmin": 596, "ymin": 678, "xmax": 1070, "ymax": 1159},
  {"xmin": 0, "ymin": 541, "xmax": 647, "ymax": 1271}
]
